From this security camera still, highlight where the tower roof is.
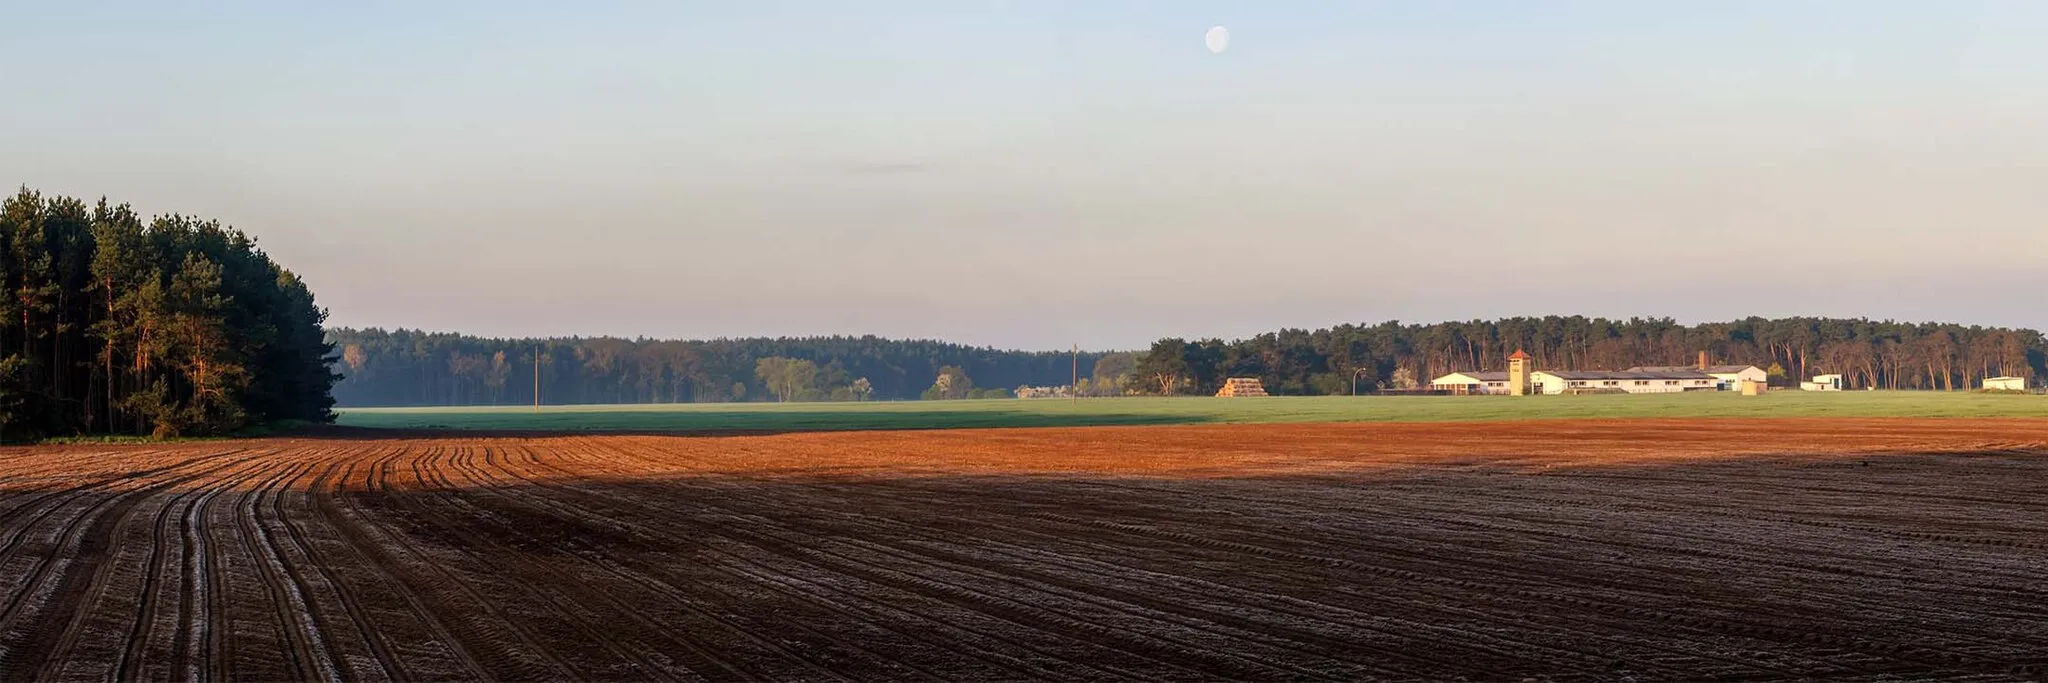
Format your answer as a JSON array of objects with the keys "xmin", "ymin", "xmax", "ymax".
[{"xmin": 1508, "ymin": 349, "xmax": 1531, "ymax": 360}]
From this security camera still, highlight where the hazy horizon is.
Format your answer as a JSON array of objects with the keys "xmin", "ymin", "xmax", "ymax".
[
  {"xmin": 327, "ymin": 300, "xmax": 2047, "ymax": 355},
  {"xmin": 6, "ymin": 1, "xmax": 2045, "ymax": 349}
]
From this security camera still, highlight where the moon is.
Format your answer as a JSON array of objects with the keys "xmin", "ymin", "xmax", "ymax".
[{"xmin": 1205, "ymin": 26, "xmax": 1229, "ymax": 54}]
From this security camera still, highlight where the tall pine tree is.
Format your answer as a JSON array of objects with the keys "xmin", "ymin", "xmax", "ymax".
[{"xmin": 0, "ymin": 187, "xmax": 336, "ymax": 439}]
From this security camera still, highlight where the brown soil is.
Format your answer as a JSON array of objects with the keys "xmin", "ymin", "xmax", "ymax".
[{"xmin": 1, "ymin": 418, "xmax": 2045, "ymax": 681}]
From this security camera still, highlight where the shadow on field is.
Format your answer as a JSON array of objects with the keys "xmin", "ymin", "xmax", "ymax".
[
  {"xmin": 321, "ymin": 449, "xmax": 2048, "ymax": 681},
  {"xmin": 310, "ymin": 408, "xmax": 1221, "ymax": 438}
]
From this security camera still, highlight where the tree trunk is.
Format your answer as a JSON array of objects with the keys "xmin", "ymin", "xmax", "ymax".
[{"xmin": 52, "ymin": 290, "xmax": 63, "ymax": 404}]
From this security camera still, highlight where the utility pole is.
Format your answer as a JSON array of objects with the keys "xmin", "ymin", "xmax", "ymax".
[
  {"xmin": 1072, "ymin": 344, "xmax": 1079, "ymax": 404},
  {"xmin": 533, "ymin": 344, "xmax": 541, "ymax": 414}
]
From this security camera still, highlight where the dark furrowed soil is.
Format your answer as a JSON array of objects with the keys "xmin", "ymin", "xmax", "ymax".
[{"xmin": 1, "ymin": 418, "xmax": 2046, "ymax": 681}]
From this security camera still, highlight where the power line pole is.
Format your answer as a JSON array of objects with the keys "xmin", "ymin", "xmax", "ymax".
[
  {"xmin": 533, "ymin": 344, "xmax": 541, "ymax": 414},
  {"xmin": 1072, "ymin": 344, "xmax": 1079, "ymax": 404}
]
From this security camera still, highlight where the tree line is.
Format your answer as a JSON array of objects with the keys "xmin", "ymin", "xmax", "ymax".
[
  {"xmin": 0, "ymin": 188, "xmax": 336, "ymax": 438},
  {"xmin": 753, "ymin": 358, "xmax": 1014, "ymax": 401},
  {"xmin": 327, "ymin": 329, "xmax": 1103, "ymax": 406},
  {"xmin": 334, "ymin": 316, "xmax": 2044, "ymax": 406},
  {"xmin": 1129, "ymin": 316, "xmax": 2047, "ymax": 395}
]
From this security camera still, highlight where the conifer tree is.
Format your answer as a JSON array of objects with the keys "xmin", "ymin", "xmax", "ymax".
[{"xmin": 0, "ymin": 187, "xmax": 336, "ymax": 439}]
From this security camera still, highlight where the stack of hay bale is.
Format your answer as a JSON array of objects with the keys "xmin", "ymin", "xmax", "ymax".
[{"xmin": 1215, "ymin": 378, "xmax": 1270, "ymax": 397}]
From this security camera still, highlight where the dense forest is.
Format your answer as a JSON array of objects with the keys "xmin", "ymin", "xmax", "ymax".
[
  {"xmin": 327, "ymin": 329, "xmax": 1102, "ymax": 406},
  {"xmin": 1132, "ymin": 317, "xmax": 2048, "ymax": 396},
  {"xmin": 0, "ymin": 188, "xmax": 336, "ymax": 438}
]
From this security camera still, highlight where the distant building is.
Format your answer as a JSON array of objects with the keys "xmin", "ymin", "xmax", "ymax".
[
  {"xmin": 1431, "ymin": 369, "xmax": 1720, "ymax": 395},
  {"xmin": 1430, "ymin": 350, "xmax": 1760, "ymax": 396},
  {"xmin": 1014, "ymin": 385, "xmax": 1073, "ymax": 399},
  {"xmin": 1801, "ymin": 374, "xmax": 1845, "ymax": 391},
  {"xmin": 1531, "ymin": 370, "xmax": 1720, "ymax": 394},
  {"xmin": 1215, "ymin": 378, "xmax": 1269, "ymax": 397},
  {"xmin": 1507, "ymin": 350, "xmax": 1533, "ymax": 396},
  {"xmin": 1626, "ymin": 358, "xmax": 1767, "ymax": 391},
  {"xmin": 1430, "ymin": 371, "xmax": 1512, "ymax": 395},
  {"xmin": 1982, "ymin": 376, "xmax": 2028, "ymax": 392}
]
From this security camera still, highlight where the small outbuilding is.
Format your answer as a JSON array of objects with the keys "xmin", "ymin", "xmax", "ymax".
[
  {"xmin": 1982, "ymin": 376, "xmax": 2028, "ymax": 392},
  {"xmin": 1801, "ymin": 374, "xmax": 1844, "ymax": 391}
]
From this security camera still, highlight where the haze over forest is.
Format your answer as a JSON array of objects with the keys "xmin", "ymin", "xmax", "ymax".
[{"xmin": 6, "ymin": 2, "xmax": 2048, "ymax": 350}]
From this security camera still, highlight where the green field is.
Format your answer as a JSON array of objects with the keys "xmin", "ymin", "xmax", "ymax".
[{"xmin": 335, "ymin": 391, "xmax": 2048, "ymax": 433}]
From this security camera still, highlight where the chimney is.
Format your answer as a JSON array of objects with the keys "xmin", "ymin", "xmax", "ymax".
[{"xmin": 1698, "ymin": 350, "xmax": 1710, "ymax": 371}]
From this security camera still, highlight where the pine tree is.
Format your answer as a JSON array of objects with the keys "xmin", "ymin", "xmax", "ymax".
[
  {"xmin": 166, "ymin": 254, "xmax": 247, "ymax": 433},
  {"xmin": 0, "ymin": 188, "xmax": 337, "ymax": 439}
]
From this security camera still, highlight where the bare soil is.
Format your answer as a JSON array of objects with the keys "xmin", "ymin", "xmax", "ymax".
[{"xmin": 2, "ymin": 418, "xmax": 2046, "ymax": 681}]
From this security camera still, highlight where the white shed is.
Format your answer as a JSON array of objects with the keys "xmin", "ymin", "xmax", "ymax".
[
  {"xmin": 1801, "ymin": 374, "xmax": 1844, "ymax": 391},
  {"xmin": 1982, "ymin": 376, "xmax": 2028, "ymax": 392}
]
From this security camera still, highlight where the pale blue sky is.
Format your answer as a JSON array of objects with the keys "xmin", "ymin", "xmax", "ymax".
[{"xmin": 4, "ymin": 1, "xmax": 2045, "ymax": 349}]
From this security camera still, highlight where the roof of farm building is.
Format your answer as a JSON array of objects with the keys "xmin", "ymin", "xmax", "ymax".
[
  {"xmin": 1436, "ymin": 371, "xmax": 1511, "ymax": 382},
  {"xmin": 1437, "ymin": 369, "xmax": 1730, "ymax": 382},
  {"xmin": 1539, "ymin": 370, "xmax": 1716, "ymax": 380},
  {"xmin": 1626, "ymin": 364, "xmax": 1761, "ymax": 374}
]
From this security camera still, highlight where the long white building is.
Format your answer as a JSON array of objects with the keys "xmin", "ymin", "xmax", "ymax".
[
  {"xmin": 1532, "ymin": 370, "xmax": 1720, "ymax": 394},
  {"xmin": 1432, "ymin": 366, "xmax": 1766, "ymax": 395},
  {"xmin": 1431, "ymin": 350, "xmax": 1767, "ymax": 396},
  {"xmin": 1625, "ymin": 364, "xmax": 1769, "ymax": 391}
]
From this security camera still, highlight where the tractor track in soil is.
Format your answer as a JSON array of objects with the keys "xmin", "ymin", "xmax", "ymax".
[
  {"xmin": 1, "ymin": 417, "xmax": 2046, "ymax": 681},
  {"xmin": 490, "ymin": 440, "xmax": 1233, "ymax": 680}
]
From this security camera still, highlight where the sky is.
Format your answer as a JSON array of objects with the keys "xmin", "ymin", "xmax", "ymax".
[{"xmin": 3, "ymin": 1, "xmax": 2045, "ymax": 350}]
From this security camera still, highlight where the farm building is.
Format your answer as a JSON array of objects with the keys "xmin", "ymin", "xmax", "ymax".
[
  {"xmin": 1982, "ymin": 376, "xmax": 2028, "ymax": 392},
  {"xmin": 1433, "ymin": 350, "xmax": 1537, "ymax": 395},
  {"xmin": 1430, "ymin": 371, "xmax": 1513, "ymax": 395},
  {"xmin": 1215, "ymin": 378, "xmax": 1269, "ymax": 397},
  {"xmin": 1531, "ymin": 370, "xmax": 1720, "ymax": 394},
  {"xmin": 1507, "ymin": 350, "xmax": 1534, "ymax": 396},
  {"xmin": 1431, "ymin": 350, "xmax": 1762, "ymax": 396},
  {"xmin": 1431, "ymin": 368, "xmax": 1722, "ymax": 395},
  {"xmin": 1013, "ymin": 385, "xmax": 1073, "ymax": 399},
  {"xmin": 1626, "ymin": 355, "xmax": 1767, "ymax": 391},
  {"xmin": 1802, "ymin": 374, "xmax": 1845, "ymax": 391}
]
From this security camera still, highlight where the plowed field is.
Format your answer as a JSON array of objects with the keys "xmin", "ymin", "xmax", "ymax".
[{"xmin": 2, "ymin": 418, "xmax": 2046, "ymax": 681}]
